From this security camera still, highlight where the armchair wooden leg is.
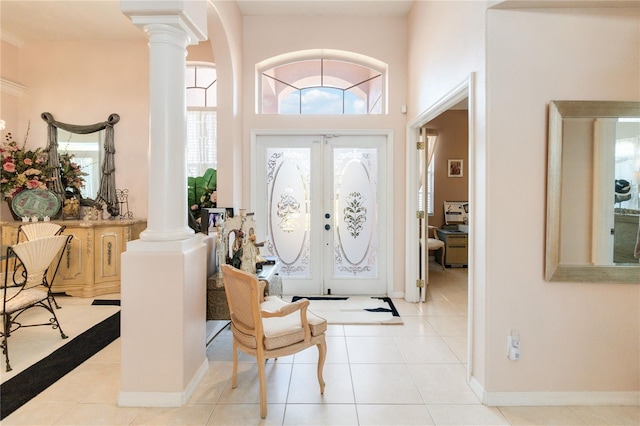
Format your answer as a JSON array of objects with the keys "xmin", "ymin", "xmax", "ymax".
[
  {"xmin": 257, "ymin": 355, "xmax": 267, "ymax": 419},
  {"xmin": 231, "ymin": 340, "xmax": 238, "ymax": 389},
  {"xmin": 317, "ymin": 339, "xmax": 327, "ymax": 394},
  {"xmin": 439, "ymin": 247, "xmax": 446, "ymax": 270}
]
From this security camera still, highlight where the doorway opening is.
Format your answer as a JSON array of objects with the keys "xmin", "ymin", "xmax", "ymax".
[{"xmin": 405, "ymin": 74, "xmax": 474, "ymax": 379}]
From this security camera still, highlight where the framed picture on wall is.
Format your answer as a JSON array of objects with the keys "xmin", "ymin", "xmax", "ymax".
[{"xmin": 448, "ymin": 159, "xmax": 463, "ymax": 178}]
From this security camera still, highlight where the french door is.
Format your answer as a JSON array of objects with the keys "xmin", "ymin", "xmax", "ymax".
[{"xmin": 255, "ymin": 133, "xmax": 388, "ymax": 296}]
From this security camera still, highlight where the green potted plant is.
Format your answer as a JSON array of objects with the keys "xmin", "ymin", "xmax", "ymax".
[{"xmin": 187, "ymin": 168, "xmax": 217, "ymax": 232}]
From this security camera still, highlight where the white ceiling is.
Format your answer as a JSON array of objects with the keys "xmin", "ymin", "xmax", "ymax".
[{"xmin": 0, "ymin": 0, "xmax": 414, "ymax": 44}]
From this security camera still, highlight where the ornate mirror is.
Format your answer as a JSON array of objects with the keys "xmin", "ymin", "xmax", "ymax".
[
  {"xmin": 42, "ymin": 112, "xmax": 120, "ymax": 217},
  {"xmin": 546, "ymin": 101, "xmax": 640, "ymax": 283}
]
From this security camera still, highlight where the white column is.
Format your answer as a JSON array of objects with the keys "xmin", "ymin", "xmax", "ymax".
[
  {"xmin": 119, "ymin": 1, "xmax": 209, "ymax": 407},
  {"xmin": 141, "ymin": 24, "xmax": 194, "ymax": 242}
]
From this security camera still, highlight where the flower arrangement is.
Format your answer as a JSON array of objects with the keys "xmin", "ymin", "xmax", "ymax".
[
  {"xmin": 0, "ymin": 123, "xmax": 54, "ymax": 198},
  {"xmin": 59, "ymin": 152, "xmax": 88, "ymax": 194}
]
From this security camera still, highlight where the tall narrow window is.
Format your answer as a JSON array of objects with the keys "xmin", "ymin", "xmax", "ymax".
[
  {"xmin": 260, "ymin": 55, "xmax": 386, "ymax": 115},
  {"xmin": 186, "ymin": 63, "xmax": 217, "ymax": 177}
]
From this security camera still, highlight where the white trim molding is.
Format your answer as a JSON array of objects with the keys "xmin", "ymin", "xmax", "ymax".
[
  {"xmin": 1, "ymin": 79, "xmax": 28, "ymax": 97},
  {"xmin": 0, "ymin": 30, "xmax": 24, "ymax": 48},
  {"xmin": 470, "ymin": 376, "xmax": 639, "ymax": 406},
  {"xmin": 118, "ymin": 359, "xmax": 208, "ymax": 407}
]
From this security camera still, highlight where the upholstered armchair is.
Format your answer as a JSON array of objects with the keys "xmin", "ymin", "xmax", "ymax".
[
  {"xmin": 220, "ymin": 264, "xmax": 327, "ymax": 418},
  {"xmin": 428, "ymin": 225, "xmax": 445, "ymax": 270}
]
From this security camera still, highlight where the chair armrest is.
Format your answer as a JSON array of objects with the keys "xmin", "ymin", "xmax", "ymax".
[
  {"xmin": 258, "ymin": 280, "xmax": 267, "ymax": 303},
  {"xmin": 261, "ymin": 298, "xmax": 311, "ymax": 342},
  {"xmin": 261, "ymin": 298, "xmax": 309, "ymax": 317}
]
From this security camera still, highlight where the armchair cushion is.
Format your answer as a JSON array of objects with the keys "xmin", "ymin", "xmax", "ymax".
[{"xmin": 260, "ymin": 296, "xmax": 327, "ymax": 350}]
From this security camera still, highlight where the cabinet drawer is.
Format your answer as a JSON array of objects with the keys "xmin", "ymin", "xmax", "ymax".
[
  {"xmin": 445, "ymin": 234, "xmax": 468, "ymax": 245},
  {"xmin": 446, "ymin": 246, "xmax": 468, "ymax": 264}
]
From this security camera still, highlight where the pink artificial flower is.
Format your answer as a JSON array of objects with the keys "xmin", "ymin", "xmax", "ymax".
[
  {"xmin": 23, "ymin": 158, "xmax": 33, "ymax": 166},
  {"xmin": 26, "ymin": 179, "xmax": 41, "ymax": 189},
  {"xmin": 3, "ymin": 162, "xmax": 15, "ymax": 173}
]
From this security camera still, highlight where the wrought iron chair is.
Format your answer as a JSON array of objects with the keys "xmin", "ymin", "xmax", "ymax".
[
  {"xmin": 221, "ymin": 264, "xmax": 327, "ymax": 418},
  {"xmin": 16, "ymin": 222, "xmax": 67, "ymax": 308},
  {"xmin": 1, "ymin": 235, "xmax": 72, "ymax": 372},
  {"xmin": 428, "ymin": 225, "xmax": 446, "ymax": 270}
]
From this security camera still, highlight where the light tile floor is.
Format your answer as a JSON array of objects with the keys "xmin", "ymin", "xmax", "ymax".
[{"xmin": 3, "ymin": 265, "xmax": 639, "ymax": 425}]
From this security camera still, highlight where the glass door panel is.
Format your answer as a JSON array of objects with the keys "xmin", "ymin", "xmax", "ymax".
[{"xmin": 257, "ymin": 134, "xmax": 387, "ymax": 296}]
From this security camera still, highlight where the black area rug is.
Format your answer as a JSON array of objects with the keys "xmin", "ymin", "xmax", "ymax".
[
  {"xmin": 91, "ymin": 299, "xmax": 121, "ymax": 306},
  {"xmin": 291, "ymin": 296, "xmax": 350, "ymax": 302},
  {"xmin": 0, "ymin": 310, "xmax": 120, "ymax": 420},
  {"xmin": 369, "ymin": 297, "xmax": 400, "ymax": 317}
]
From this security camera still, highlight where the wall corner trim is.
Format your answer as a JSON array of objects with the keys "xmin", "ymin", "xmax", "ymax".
[
  {"xmin": 1, "ymin": 79, "xmax": 28, "ymax": 97},
  {"xmin": 483, "ymin": 390, "xmax": 640, "ymax": 407}
]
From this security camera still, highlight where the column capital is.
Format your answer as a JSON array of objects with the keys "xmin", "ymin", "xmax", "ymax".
[{"xmin": 121, "ymin": 0, "xmax": 207, "ymax": 45}]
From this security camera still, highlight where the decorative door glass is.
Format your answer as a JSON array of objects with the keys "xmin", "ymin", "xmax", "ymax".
[
  {"xmin": 332, "ymin": 148, "xmax": 378, "ymax": 278},
  {"xmin": 265, "ymin": 147, "xmax": 311, "ymax": 277}
]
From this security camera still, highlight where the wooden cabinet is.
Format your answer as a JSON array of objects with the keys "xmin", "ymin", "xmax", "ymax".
[
  {"xmin": 1, "ymin": 219, "xmax": 146, "ymax": 297},
  {"xmin": 436, "ymin": 229, "xmax": 468, "ymax": 267}
]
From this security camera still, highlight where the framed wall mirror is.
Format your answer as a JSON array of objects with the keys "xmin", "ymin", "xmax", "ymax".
[
  {"xmin": 42, "ymin": 112, "xmax": 120, "ymax": 217},
  {"xmin": 545, "ymin": 101, "xmax": 640, "ymax": 283}
]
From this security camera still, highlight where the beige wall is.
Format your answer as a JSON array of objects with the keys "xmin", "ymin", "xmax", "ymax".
[
  {"xmin": 407, "ymin": 0, "xmax": 489, "ymax": 388},
  {"xmin": 1, "ymin": 40, "xmax": 25, "ymax": 150},
  {"xmin": 484, "ymin": 6, "xmax": 639, "ymax": 395},
  {"xmin": 407, "ymin": 1, "xmax": 639, "ymax": 401},
  {"xmin": 1, "ymin": 39, "xmax": 151, "ymax": 219}
]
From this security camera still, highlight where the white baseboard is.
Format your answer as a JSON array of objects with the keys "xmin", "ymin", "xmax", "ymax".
[
  {"xmin": 118, "ymin": 359, "xmax": 209, "ymax": 407},
  {"xmin": 469, "ymin": 376, "xmax": 639, "ymax": 407}
]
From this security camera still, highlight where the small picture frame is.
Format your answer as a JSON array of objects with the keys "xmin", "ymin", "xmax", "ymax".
[
  {"xmin": 448, "ymin": 159, "xmax": 463, "ymax": 178},
  {"xmin": 201, "ymin": 208, "xmax": 227, "ymax": 234}
]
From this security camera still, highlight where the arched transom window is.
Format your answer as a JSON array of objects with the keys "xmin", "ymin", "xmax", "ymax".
[{"xmin": 260, "ymin": 56, "xmax": 385, "ymax": 115}]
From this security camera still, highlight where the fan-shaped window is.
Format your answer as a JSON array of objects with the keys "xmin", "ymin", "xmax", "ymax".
[
  {"xmin": 260, "ymin": 58, "xmax": 384, "ymax": 115},
  {"xmin": 186, "ymin": 63, "xmax": 217, "ymax": 177}
]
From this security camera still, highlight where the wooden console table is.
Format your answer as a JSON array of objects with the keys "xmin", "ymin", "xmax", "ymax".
[
  {"xmin": 207, "ymin": 262, "xmax": 282, "ymax": 320},
  {"xmin": 1, "ymin": 219, "xmax": 146, "ymax": 297}
]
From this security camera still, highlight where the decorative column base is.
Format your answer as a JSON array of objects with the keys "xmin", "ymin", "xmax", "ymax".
[{"xmin": 118, "ymin": 235, "xmax": 207, "ymax": 407}]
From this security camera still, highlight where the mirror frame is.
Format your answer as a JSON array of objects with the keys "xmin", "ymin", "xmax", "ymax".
[
  {"xmin": 546, "ymin": 100, "xmax": 640, "ymax": 283},
  {"xmin": 41, "ymin": 112, "xmax": 120, "ymax": 217}
]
